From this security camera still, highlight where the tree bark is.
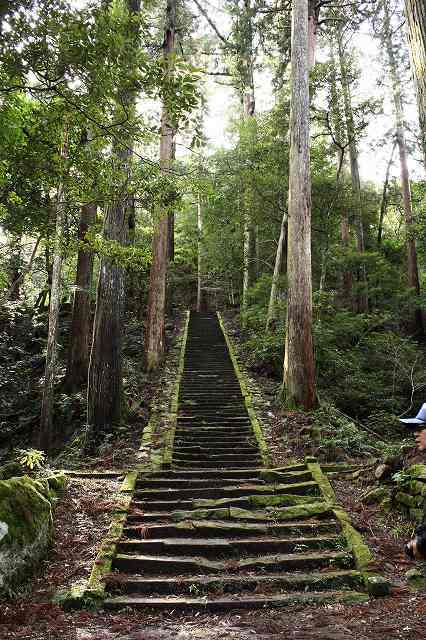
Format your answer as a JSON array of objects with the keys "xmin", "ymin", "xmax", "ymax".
[
  {"xmin": 241, "ymin": 0, "xmax": 256, "ymax": 321},
  {"xmin": 337, "ymin": 28, "xmax": 368, "ymax": 313},
  {"xmin": 384, "ymin": 3, "xmax": 423, "ymax": 336},
  {"xmin": 66, "ymin": 200, "xmax": 96, "ymax": 392},
  {"xmin": 145, "ymin": 0, "xmax": 176, "ymax": 371},
  {"xmin": 377, "ymin": 140, "xmax": 397, "ymax": 246},
  {"xmin": 39, "ymin": 126, "xmax": 68, "ymax": 451},
  {"xmin": 266, "ymin": 211, "xmax": 287, "ymax": 331},
  {"xmin": 283, "ymin": 0, "xmax": 317, "ymax": 410},
  {"xmin": 1, "ymin": 235, "xmax": 42, "ymax": 305},
  {"xmin": 87, "ymin": 0, "xmax": 141, "ymax": 436},
  {"xmin": 405, "ymin": 0, "xmax": 426, "ymax": 168},
  {"xmin": 168, "ymin": 136, "xmax": 176, "ymax": 261}
]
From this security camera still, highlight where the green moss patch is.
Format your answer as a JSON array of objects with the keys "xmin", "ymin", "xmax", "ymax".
[{"xmin": 0, "ymin": 473, "xmax": 66, "ymax": 595}]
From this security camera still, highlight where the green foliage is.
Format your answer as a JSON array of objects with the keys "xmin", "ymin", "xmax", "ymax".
[{"xmin": 16, "ymin": 448, "xmax": 46, "ymax": 471}]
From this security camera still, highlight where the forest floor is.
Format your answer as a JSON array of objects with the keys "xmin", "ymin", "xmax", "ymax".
[{"xmin": 1, "ymin": 308, "xmax": 426, "ymax": 639}]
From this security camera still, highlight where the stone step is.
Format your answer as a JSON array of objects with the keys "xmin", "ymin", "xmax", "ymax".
[
  {"xmin": 135, "ymin": 478, "xmax": 265, "ymax": 490},
  {"xmin": 172, "ymin": 445, "xmax": 259, "ymax": 455},
  {"xmin": 104, "ymin": 590, "xmax": 368, "ymax": 611},
  {"xmin": 171, "ymin": 452, "xmax": 262, "ymax": 463},
  {"xmin": 126, "ymin": 502, "xmax": 334, "ymax": 524},
  {"xmin": 106, "ymin": 569, "xmax": 363, "ymax": 596},
  {"xmin": 142, "ymin": 466, "xmax": 305, "ymax": 479},
  {"xmin": 112, "ymin": 549, "xmax": 354, "ymax": 575},
  {"xmin": 117, "ymin": 534, "xmax": 340, "ymax": 557},
  {"xmin": 172, "ymin": 460, "xmax": 261, "ymax": 469},
  {"xmin": 133, "ymin": 481, "xmax": 318, "ymax": 501},
  {"xmin": 123, "ymin": 519, "xmax": 340, "ymax": 540}
]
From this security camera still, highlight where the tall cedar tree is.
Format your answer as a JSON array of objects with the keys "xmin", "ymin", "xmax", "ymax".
[
  {"xmin": 383, "ymin": 1, "xmax": 423, "ymax": 336},
  {"xmin": 87, "ymin": 0, "xmax": 141, "ymax": 437},
  {"xmin": 283, "ymin": 0, "xmax": 317, "ymax": 409},
  {"xmin": 145, "ymin": 0, "xmax": 176, "ymax": 372},
  {"xmin": 405, "ymin": 0, "xmax": 426, "ymax": 167}
]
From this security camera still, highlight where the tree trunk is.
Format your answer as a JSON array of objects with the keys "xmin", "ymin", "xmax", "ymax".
[
  {"xmin": 405, "ymin": 0, "xmax": 426, "ymax": 167},
  {"xmin": 7, "ymin": 235, "xmax": 22, "ymax": 300},
  {"xmin": 39, "ymin": 126, "xmax": 68, "ymax": 451},
  {"xmin": 196, "ymin": 193, "xmax": 202, "ymax": 312},
  {"xmin": 377, "ymin": 141, "xmax": 397, "ymax": 246},
  {"xmin": 168, "ymin": 136, "xmax": 176, "ymax": 261},
  {"xmin": 337, "ymin": 28, "xmax": 368, "ymax": 313},
  {"xmin": 87, "ymin": 0, "xmax": 141, "ymax": 436},
  {"xmin": 283, "ymin": 0, "xmax": 317, "ymax": 410},
  {"xmin": 65, "ymin": 201, "xmax": 96, "ymax": 392},
  {"xmin": 384, "ymin": 3, "xmax": 423, "ymax": 336},
  {"xmin": 145, "ymin": 0, "xmax": 176, "ymax": 371},
  {"xmin": 329, "ymin": 43, "xmax": 353, "ymax": 307},
  {"xmin": 241, "ymin": 0, "xmax": 256, "ymax": 321},
  {"xmin": 1, "ymin": 235, "xmax": 42, "ymax": 305},
  {"xmin": 266, "ymin": 211, "xmax": 287, "ymax": 331}
]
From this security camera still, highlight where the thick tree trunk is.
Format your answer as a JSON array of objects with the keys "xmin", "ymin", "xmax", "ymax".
[
  {"xmin": 283, "ymin": 0, "xmax": 317, "ymax": 410},
  {"xmin": 39, "ymin": 128, "xmax": 68, "ymax": 451},
  {"xmin": 66, "ymin": 201, "xmax": 96, "ymax": 392},
  {"xmin": 87, "ymin": 0, "xmax": 141, "ymax": 436},
  {"xmin": 384, "ymin": 4, "xmax": 423, "ymax": 336},
  {"xmin": 196, "ymin": 193, "xmax": 202, "ymax": 312},
  {"xmin": 87, "ymin": 198, "xmax": 127, "ymax": 435},
  {"xmin": 337, "ymin": 29, "xmax": 368, "ymax": 313},
  {"xmin": 145, "ymin": 0, "xmax": 176, "ymax": 371},
  {"xmin": 266, "ymin": 211, "xmax": 287, "ymax": 331},
  {"xmin": 405, "ymin": 0, "xmax": 426, "ymax": 167}
]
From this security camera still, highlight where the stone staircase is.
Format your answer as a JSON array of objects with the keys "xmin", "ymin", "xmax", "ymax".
[{"xmin": 104, "ymin": 312, "xmax": 369, "ymax": 610}]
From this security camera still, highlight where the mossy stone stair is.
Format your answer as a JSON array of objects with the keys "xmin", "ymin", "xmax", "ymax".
[{"xmin": 104, "ymin": 312, "xmax": 370, "ymax": 610}]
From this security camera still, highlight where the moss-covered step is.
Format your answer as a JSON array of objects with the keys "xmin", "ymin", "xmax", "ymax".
[
  {"xmin": 122, "ymin": 518, "xmax": 340, "ymax": 540},
  {"xmin": 117, "ymin": 534, "xmax": 341, "ymax": 557},
  {"xmin": 134, "ymin": 477, "xmax": 266, "ymax": 489},
  {"xmin": 112, "ymin": 549, "xmax": 354, "ymax": 575},
  {"xmin": 106, "ymin": 569, "xmax": 364, "ymax": 596}
]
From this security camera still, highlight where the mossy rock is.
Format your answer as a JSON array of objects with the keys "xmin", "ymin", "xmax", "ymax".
[
  {"xmin": 405, "ymin": 567, "xmax": 426, "ymax": 590},
  {"xmin": 0, "ymin": 462, "xmax": 25, "ymax": 480},
  {"xmin": 0, "ymin": 474, "xmax": 65, "ymax": 595}
]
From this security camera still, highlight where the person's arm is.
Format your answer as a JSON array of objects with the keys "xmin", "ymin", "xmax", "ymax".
[{"xmin": 415, "ymin": 429, "xmax": 426, "ymax": 451}]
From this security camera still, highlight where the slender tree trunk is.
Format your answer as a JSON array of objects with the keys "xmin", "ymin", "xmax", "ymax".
[
  {"xmin": 384, "ymin": 4, "xmax": 423, "ymax": 336},
  {"xmin": 378, "ymin": 141, "xmax": 397, "ymax": 246},
  {"xmin": 6, "ymin": 235, "xmax": 22, "ymax": 300},
  {"xmin": 66, "ymin": 201, "xmax": 96, "ymax": 391},
  {"xmin": 266, "ymin": 211, "xmax": 287, "ymax": 331},
  {"xmin": 39, "ymin": 126, "xmax": 68, "ymax": 451},
  {"xmin": 405, "ymin": 0, "xmax": 426, "ymax": 167},
  {"xmin": 87, "ymin": 0, "xmax": 141, "ymax": 436},
  {"xmin": 168, "ymin": 136, "xmax": 176, "ymax": 261},
  {"xmin": 1, "ymin": 235, "xmax": 42, "ymax": 305},
  {"xmin": 196, "ymin": 193, "xmax": 202, "ymax": 312},
  {"xmin": 337, "ymin": 29, "xmax": 368, "ymax": 313},
  {"xmin": 241, "ymin": 0, "xmax": 256, "ymax": 321},
  {"xmin": 329, "ymin": 43, "xmax": 353, "ymax": 307},
  {"xmin": 283, "ymin": 0, "xmax": 317, "ymax": 410},
  {"xmin": 145, "ymin": 0, "xmax": 176, "ymax": 371}
]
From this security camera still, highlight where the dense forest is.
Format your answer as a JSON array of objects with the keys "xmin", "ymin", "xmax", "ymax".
[{"xmin": 1, "ymin": 0, "xmax": 426, "ymax": 637}]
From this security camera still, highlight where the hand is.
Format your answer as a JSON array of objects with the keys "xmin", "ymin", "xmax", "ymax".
[{"xmin": 415, "ymin": 429, "xmax": 426, "ymax": 451}]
